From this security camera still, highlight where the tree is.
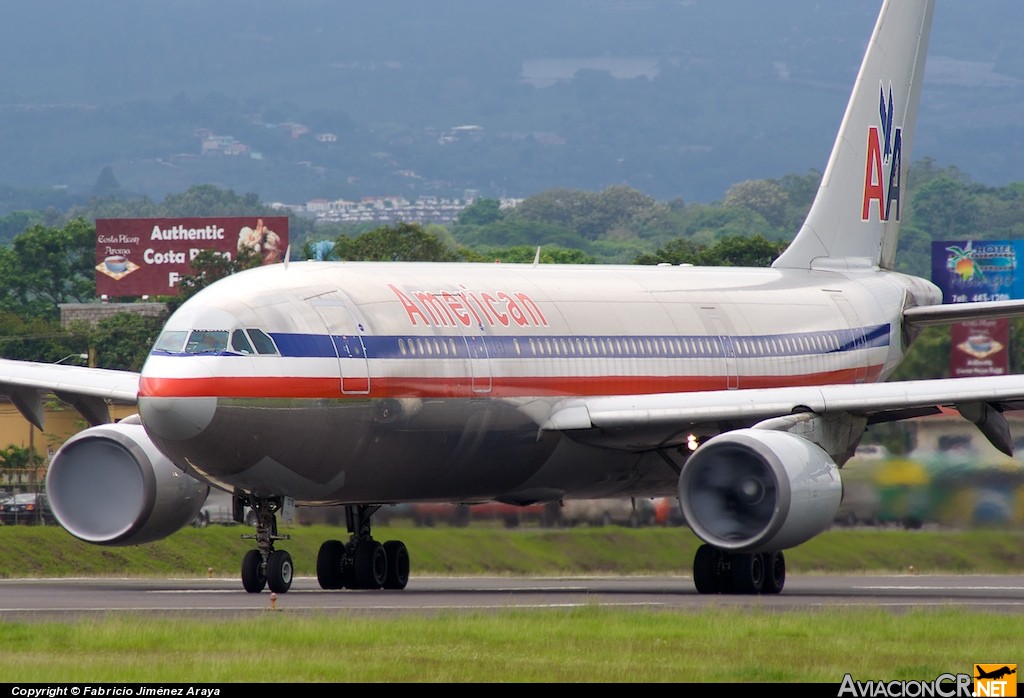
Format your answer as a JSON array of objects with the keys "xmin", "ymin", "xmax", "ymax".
[
  {"xmin": 334, "ymin": 222, "xmax": 462, "ymax": 262},
  {"xmin": 634, "ymin": 238, "xmax": 703, "ymax": 266},
  {"xmin": 635, "ymin": 234, "xmax": 786, "ymax": 267},
  {"xmin": 0, "ymin": 310, "xmax": 77, "ymax": 361},
  {"xmin": 0, "ymin": 218, "xmax": 96, "ymax": 320},
  {"xmin": 723, "ymin": 179, "xmax": 789, "ymax": 228},
  {"xmin": 701, "ymin": 234, "xmax": 787, "ymax": 267},
  {"xmin": 0, "ymin": 444, "xmax": 32, "ymax": 478},
  {"xmin": 456, "ymin": 198, "xmax": 503, "ymax": 226},
  {"xmin": 909, "ymin": 177, "xmax": 980, "ymax": 240},
  {"xmin": 510, "ymin": 186, "xmax": 661, "ymax": 241},
  {"xmin": 88, "ymin": 312, "xmax": 167, "ymax": 372},
  {"xmin": 159, "ymin": 185, "xmax": 266, "ymax": 217},
  {"xmin": 469, "ymin": 245, "xmax": 597, "ymax": 264},
  {"xmin": 91, "ymin": 166, "xmax": 122, "ymax": 197},
  {"xmin": 0, "ymin": 211, "xmax": 44, "ymax": 245}
]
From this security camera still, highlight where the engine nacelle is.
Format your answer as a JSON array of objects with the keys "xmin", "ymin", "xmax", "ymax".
[
  {"xmin": 679, "ymin": 429, "xmax": 843, "ymax": 552},
  {"xmin": 46, "ymin": 416, "xmax": 209, "ymax": 546}
]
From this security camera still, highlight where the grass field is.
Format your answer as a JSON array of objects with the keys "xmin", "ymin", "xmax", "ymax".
[
  {"xmin": 3, "ymin": 521, "xmax": 1024, "ymax": 579},
  {"xmin": 1, "ymin": 523, "xmax": 1022, "ymax": 683}
]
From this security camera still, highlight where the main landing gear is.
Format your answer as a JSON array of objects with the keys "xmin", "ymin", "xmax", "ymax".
[
  {"xmin": 692, "ymin": 543, "xmax": 785, "ymax": 595},
  {"xmin": 316, "ymin": 504, "xmax": 410, "ymax": 590},
  {"xmin": 239, "ymin": 499, "xmax": 410, "ymax": 593}
]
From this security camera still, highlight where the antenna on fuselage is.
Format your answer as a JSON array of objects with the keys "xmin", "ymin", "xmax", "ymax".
[
  {"xmin": 283, "ymin": 244, "xmax": 291, "ymax": 270},
  {"xmin": 533, "ymin": 246, "xmax": 541, "ymax": 268}
]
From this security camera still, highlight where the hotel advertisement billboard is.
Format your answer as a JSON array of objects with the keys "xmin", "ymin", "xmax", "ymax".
[{"xmin": 931, "ymin": 240, "xmax": 1017, "ymax": 377}]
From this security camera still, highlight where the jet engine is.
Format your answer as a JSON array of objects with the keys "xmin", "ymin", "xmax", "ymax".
[
  {"xmin": 46, "ymin": 415, "xmax": 209, "ymax": 546},
  {"xmin": 678, "ymin": 429, "xmax": 843, "ymax": 552}
]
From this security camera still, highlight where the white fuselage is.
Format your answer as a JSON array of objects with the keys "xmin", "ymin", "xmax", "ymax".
[{"xmin": 136, "ymin": 261, "xmax": 940, "ymax": 505}]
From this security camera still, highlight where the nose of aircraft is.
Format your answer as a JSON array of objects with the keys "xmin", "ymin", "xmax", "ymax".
[{"xmin": 139, "ymin": 396, "xmax": 218, "ymax": 441}]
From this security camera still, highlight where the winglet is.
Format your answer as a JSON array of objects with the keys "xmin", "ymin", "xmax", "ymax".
[{"xmin": 772, "ymin": 0, "xmax": 935, "ymax": 271}]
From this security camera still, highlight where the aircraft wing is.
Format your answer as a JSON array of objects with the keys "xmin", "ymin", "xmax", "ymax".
[
  {"xmin": 542, "ymin": 374, "xmax": 1024, "ymax": 455},
  {"xmin": 0, "ymin": 358, "xmax": 139, "ymax": 429},
  {"xmin": 903, "ymin": 299, "xmax": 1024, "ymax": 329}
]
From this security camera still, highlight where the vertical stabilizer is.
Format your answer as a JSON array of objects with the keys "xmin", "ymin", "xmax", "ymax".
[{"xmin": 772, "ymin": 0, "xmax": 934, "ymax": 271}]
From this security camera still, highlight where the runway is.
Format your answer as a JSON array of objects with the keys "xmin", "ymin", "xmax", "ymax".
[{"xmin": 2, "ymin": 574, "xmax": 1024, "ymax": 620}]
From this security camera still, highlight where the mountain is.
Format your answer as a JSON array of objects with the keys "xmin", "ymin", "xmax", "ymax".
[{"xmin": 0, "ymin": 0, "xmax": 1021, "ymax": 208}]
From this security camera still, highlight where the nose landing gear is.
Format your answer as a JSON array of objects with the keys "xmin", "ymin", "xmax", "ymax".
[{"xmin": 240, "ymin": 496, "xmax": 294, "ymax": 593}]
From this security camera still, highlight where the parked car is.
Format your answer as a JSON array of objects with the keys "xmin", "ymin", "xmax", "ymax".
[
  {"xmin": 558, "ymin": 498, "xmax": 656, "ymax": 528},
  {"xmin": 0, "ymin": 492, "xmax": 53, "ymax": 525},
  {"xmin": 652, "ymin": 497, "xmax": 687, "ymax": 526},
  {"xmin": 402, "ymin": 501, "xmax": 561, "ymax": 528},
  {"xmin": 192, "ymin": 489, "xmax": 257, "ymax": 527}
]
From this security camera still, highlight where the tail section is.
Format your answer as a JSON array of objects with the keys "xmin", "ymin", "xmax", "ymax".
[{"xmin": 772, "ymin": 0, "xmax": 934, "ymax": 271}]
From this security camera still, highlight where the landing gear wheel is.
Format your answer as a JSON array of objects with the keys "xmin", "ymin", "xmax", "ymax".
[
  {"xmin": 730, "ymin": 552, "xmax": 765, "ymax": 594},
  {"xmin": 383, "ymin": 540, "xmax": 410, "ymax": 590},
  {"xmin": 761, "ymin": 551, "xmax": 786, "ymax": 594},
  {"xmin": 317, "ymin": 540, "xmax": 346, "ymax": 590},
  {"xmin": 693, "ymin": 544, "xmax": 725, "ymax": 594},
  {"xmin": 353, "ymin": 540, "xmax": 387, "ymax": 589},
  {"xmin": 267, "ymin": 550, "xmax": 294, "ymax": 593},
  {"xmin": 241, "ymin": 549, "xmax": 267, "ymax": 593}
]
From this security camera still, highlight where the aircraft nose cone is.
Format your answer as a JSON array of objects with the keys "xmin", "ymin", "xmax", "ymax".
[{"xmin": 139, "ymin": 396, "xmax": 218, "ymax": 441}]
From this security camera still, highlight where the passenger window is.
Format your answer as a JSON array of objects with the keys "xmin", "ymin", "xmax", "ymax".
[
  {"xmin": 247, "ymin": 329, "xmax": 279, "ymax": 355},
  {"xmin": 231, "ymin": 329, "xmax": 255, "ymax": 354}
]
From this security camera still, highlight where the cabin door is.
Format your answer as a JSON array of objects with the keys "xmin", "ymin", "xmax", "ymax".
[{"xmin": 309, "ymin": 296, "xmax": 371, "ymax": 395}]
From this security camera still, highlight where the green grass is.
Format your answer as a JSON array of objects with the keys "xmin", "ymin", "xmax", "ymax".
[
  {"xmin": 3, "ymin": 523, "xmax": 1024, "ymax": 579},
  {"xmin": 0, "ymin": 607, "xmax": 1018, "ymax": 682},
  {"xmin": 1, "ymin": 524, "xmax": 1022, "ymax": 683}
]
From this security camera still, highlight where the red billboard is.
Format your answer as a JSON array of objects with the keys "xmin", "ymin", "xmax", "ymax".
[
  {"xmin": 949, "ymin": 318, "xmax": 1009, "ymax": 378},
  {"xmin": 95, "ymin": 216, "xmax": 289, "ymax": 298}
]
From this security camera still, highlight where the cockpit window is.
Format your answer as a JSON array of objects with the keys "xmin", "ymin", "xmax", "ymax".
[
  {"xmin": 185, "ymin": 330, "xmax": 229, "ymax": 354},
  {"xmin": 247, "ymin": 328, "xmax": 279, "ymax": 355},
  {"xmin": 231, "ymin": 329, "xmax": 255, "ymax": 354},
  {"xmin": 153, "ymin": 330, "xmax": 188, "ymax": 353}
]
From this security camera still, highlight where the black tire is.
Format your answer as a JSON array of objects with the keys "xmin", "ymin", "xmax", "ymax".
[
  {"xmin": 316, "ymin": 540, "xmax": 346, "ymax": 590},
  {"xmin": 692, "ymin": 544, "xmax": 723, "ymax": 594},
  {"xmin": 353, "ymin": 540, "xmax": 387, "ymax": 589},
  {"xmin": 729, "ymin": 552, "xmax": 765, "ymax": 594},
  {"xmin": 382, "ymin": 540, "xmax": 410, "ymax": 590},
  {"xmin": 241, "ymin": 549, "xmax": 267, "ymax": 593},
  {"xmin": 267, "ymin": 550, "xmax": 294, "ymax": 593},
  {"xmin": 761, "ymin": 551, "xmax": 786, "ymax": 594},
  {"xmin": 193, "ymin": 511, "xmax": 209, "ymax": 528}
]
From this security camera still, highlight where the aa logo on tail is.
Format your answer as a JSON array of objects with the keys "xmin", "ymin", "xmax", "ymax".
[{"xmin": 862, "ymin": 82, "xmax": 903, "ymax": 222}]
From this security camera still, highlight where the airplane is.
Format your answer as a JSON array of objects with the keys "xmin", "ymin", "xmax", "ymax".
[
  {"xmin": 975, "ymin": 667, "xmax": 1017, "ymax": 681},
  {"xmin": 3, "ymin": 0, "xmax": 1024, "ymax": 596}
]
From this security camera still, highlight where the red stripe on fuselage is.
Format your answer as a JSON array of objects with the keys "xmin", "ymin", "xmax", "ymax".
[{"xmin": 139, "ymin": 366, "xmax": 885, "ymax": 399}]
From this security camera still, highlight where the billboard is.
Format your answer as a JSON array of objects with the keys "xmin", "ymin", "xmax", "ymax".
[
  {"xmin": 95, "ymin": 216, "xmax": 288, "ymax": 298},
  {"xmin": 931, "ymin": 240, "xmax": 1018, "ymax": 377}
]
